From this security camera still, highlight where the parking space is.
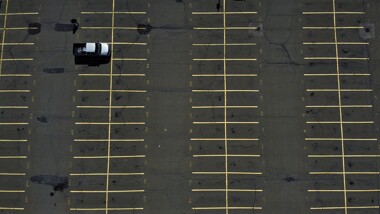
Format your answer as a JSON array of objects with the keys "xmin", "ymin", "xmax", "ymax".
[
  {"xmin": 190, "ymin": 0, "xmax": 263, "ymax": 213},
  {"xmin": 0, "ymin": 0, "xmax": 39, "ymax": 211},
  {"xmin": 302, "ymin": 0, "xmax": 380, "ymax": 213},
  {"xmin": 70, "ymin": 0, "xmax": 148, "ymax": 212}
]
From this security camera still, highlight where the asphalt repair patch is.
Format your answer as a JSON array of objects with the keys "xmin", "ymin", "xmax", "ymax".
[{"xmin": 30, "ymin": 175, "xmax": 68, "ymax": 191}]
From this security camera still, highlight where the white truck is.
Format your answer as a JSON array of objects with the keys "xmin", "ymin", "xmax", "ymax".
[{"xmin": 73, "ymin": 42, "xmax": 111, "ymax": 57}]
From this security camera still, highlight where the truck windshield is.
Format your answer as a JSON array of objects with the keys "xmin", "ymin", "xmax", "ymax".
[{"xmin": 95, "ymin": 43, "xmax": 101, "ymax": 54}]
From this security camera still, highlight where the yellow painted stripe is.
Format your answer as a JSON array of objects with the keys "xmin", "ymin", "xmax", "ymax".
[
  {"xmin": 193, "ymin": 43, "xmax": 256, "ymax": 46},
  {"xmin": 70, "ymin": 173, "xmax": 144, "ymax": 176},
  {"xmin": 192, "ymin": 206, "xmax": 262, "ymax": 210},
  {"xmin": 306, "ymin": 121, "xmax": 373, "ymax": 124},
  {"xmin": 192, "ymin": 89, "xmax": 259, "ymax": 92},
  {"xmin": 310, "ymin": 206, "xmax": 378, "ymax": 210},
  {"xmin": 0, "ymin": 207, "xmax": 24, "ymax": 210},
  {"xmin": 306, "ymin": 105, "xmax": 371, "ymax": 108},
  {"xmin": 112, "ymin": 58, "xmax": 147, "ymax": 61},
  {"xmin": 0, "ymin": 156, "xmax": 27, "ymax": 159},
  {"xmin": 193, "ymin": 121, "xmax": 259, "ymax": 124},
  {"xmin": 193, "ymin": 58, "xmax": 257, "ymax": 61},
  {"xmin": 308, "ymin": 189, "xmax": 380, "ymax": 192},
  {"xmin": 74, "ymin": 155, "xmax": 145, "ymax": 159},
  {"xmin": 0, "ymin": 190, "xmax": 24, "ymax": 193},
  {"xmin": 193, "ymin": 154, "xmax": 260, "ymax": 157},
  {"xmin": 0, "ymin": 139, "xmax": 27, "ymax": 142},
  {"xmin": 192, "ymin": 171, "xmax": 262, "ymax": 175},
  {"xmin": 193, "ymin": 74, "xmax": 258, "ymax": 77},
  {"xmin": 70, "ymin": 208, "xmax": 144, "ymax": 211},
  {"xmin": 75, "ymin": 122, "xmax": 145, "ymax": 125},
  {"xmin": 303, "ymin": 12, "xmax": 365, "ymax": 15},
  {"xmin": 304, "ymin": 57, "xmax": 368, "ymax": 60},
  {"xmin": 78, "ymin": 73, "xmax": 145, "ymax": 76},
  {"xmin": 310, "ymin": 172, "xmax": 380, "ymax": 175},
  {"xmin": 0, "ymin": 74, "xmax": 31, "ymax": 77},
  {"xmin": 303, "ymin": 26, "xmax": 363, "ymax": 29},
  {"xmin": 0, "ymin": 90, "xmax": 30, "ymax": 92},
  {"xmin": 0, "ymin": 58, "xmax": 33, "ymax": 61},
  {"xmin": 70, "ymin": 190, "xmax": 144, "ymax": 193},
  {"xmin": 194, "ymin": 27, "xmax": 258, "ymax": 30},
  {"xmin": 306, "ymin": 89, "xmax": 371, "ymax": 92},
  {"xmin": 74, "ymin": 139, "xmax": 144, "ymax": 142},
  {"xmin": 81, "ymin": 11, "xmax": 146, "ymax": 15},
  {"xmin": 192, "ymin": 189, "xmax": 262, "ymax": 192},
  {"xmin": 0, "ymin": 106, "xmax": 28, "ymax": 108},
  {"xmin": 191, "ymin": 138, "xmax": 259, "ymax": 141},
  {"xmin": 77, "ymin": 89, "xmax": 146, "ymax": 92},
  {"xmin": 309, "ymin": 155, "xmax": 380, "ymax": 158},
  {"xmin": 192, "ymin": 12, "xmax": 257, "ymax": 15},
  {"xmin": 77, "ymin": 105, "xmax": 145, "ymax": 109},
  {"xmin": 0, "ymin": 173, "xmax": 25, "ymax": 176},
  {"xmin": 0, "ymin": 122, "xmax": 28, "ymax": 125},
  {"xmin": 192, "ymin": 105, "xmax": 258, "ymax": 109},
  {"xmin": 304, "ymin": 73, "xmax": 370, "ymax": 76},
  {"xmin": 303, "ymin": 42, "xmax": 368, "ymax": 45},
  {"xmin": 305, "ymin": 138, "xmax": 377, "ymax": 141}
]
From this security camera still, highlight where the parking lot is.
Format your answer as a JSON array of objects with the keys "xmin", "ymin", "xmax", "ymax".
[{"xmin": 0, "ymin": 0, "xmax": 379, "ymax": 213}]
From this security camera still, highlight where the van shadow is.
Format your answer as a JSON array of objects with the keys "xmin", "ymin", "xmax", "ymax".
[{"xmin": 74, "ymin": 56, "xmax": 111, "ymax": 66}]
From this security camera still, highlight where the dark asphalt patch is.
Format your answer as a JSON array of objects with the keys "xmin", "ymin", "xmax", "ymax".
[
  {"xmin": 43, "ymin": 68, "xmax": 64, "ymax": 73},
  {"xmin": 54, "ymin": 23, "xmax": 75, "ymax": 32},
  {"xmin": 37, "ymin": 116, "xmax": 48, "ymax": 123},
  {"xmin": 28, "ymin": 23, "xmax": 41, "ymax": 35},
  {"xmin": 30, "ymin": 175, "xmax": 69, "ymax": 191},
  {"xmin": 137, "ymin": 24, "xmax": 152, "ymax": 34}
]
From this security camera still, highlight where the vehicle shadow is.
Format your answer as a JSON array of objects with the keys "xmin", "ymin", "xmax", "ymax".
[{"xmin": 74, "ymin": 56, "xmax": 111, "ymax": 66}]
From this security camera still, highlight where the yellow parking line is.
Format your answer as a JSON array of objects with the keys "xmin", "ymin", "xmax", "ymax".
[
  {"xmin": 192, "ymin": 171, "xmax": 262, "ymax": 175},
  {"xmin": 112, "ymin": 58, "xmax": 147, "ymax": 61},
  {"xmin": 74, "ymin": 139, "xmax": 144, "ymax": 142},
  {"xmin": 308, "ymin": 189, "xmax": 380, "ymax": 192},
  {"xmin": 304, "ymin": 73, "xmax": 370, "ymax": 76},
  {"xmin": 0, "ymin": 207, "xmax": 24, "ymax": 210},
  {"xmin": 303, "ymin": 12, "xmax": 365, "ymax": 15},
  {"xmin": 303, "ymin": 26, "xmax": 363, "ymax": 29},
  {"xmin": 309, "ymin": 155, "xmax": 380, "ymax": 158},
  {"xmin": 75, "ymin": 122, "xmax": 145, "ymax": 125},
  {"xmin": 0, "ymin": 190, "xmax": 25, "ymax": 193},
  {"xmin": 306, "ymin": 121, "xmax": 373, "ymax": 124},
  {"xmin": 81, "ymin": 26, "xmax": 140, "ymax": 30},
  {"xmin": 111, "ymin": 42, "xmax": 147, "ymax": 45},
  {"xmin": 192, "ymin": 188, "xmax": 262, "ymax": 192},
  {"xmin": 0, "ymin": 0, "xmax": 8, "ymax": 76},
  {"xmin": 193, "ymin": 74, "xmax": 258, "ymax": 77},
  {"xmin": 0, "ymin": 173, "xmax": 25, "ymax": 176},
  {"xmin": 310, "ymin": 206, "xmax": 378, "ymax": 210},
  {"xmin": 79, "ymin": 73, "xmax": 145, "ymax": 76},
  {"xmin": 71, "ymin": 190, "xmax": 144, "ymax": 193},
  {"xmin": 0, "ymin": 156, "xmax": 27, "ymax": 159},
  {"xmin": 0, "ymin": 106, "xmax": 28, "ymax": 108},
  {"xmin": 193, "ymin": 154, "xmax": 260, "ymax": 157},
  {"xmin": 192, "ymin": 12, "xmax": 257, "ymax": 15},
  {"xmin": 105, "ymin": 2, "xmax": 116, "ymax": 213},
  {"xmin": 310, "ymin": 172, "xmax": 380, "ymax": 175},
  {"xmin": 0, "ymin": 74, "xmax": 31, "ymax": 77},
  {"xmin": 0, "ymin": 58, "xmax": 33, "ymax": 61},
  {"xmin": 192, "ymin": 106, "xmax": 258, "ymax": 109},
  {"xmin": 303, "ymin": 42, "xmax": 368, "ymax": 45},
  {"xmin": 0, "ymin": 27, "xmax": 37, "ymax": 30},
  {"xmin": 74, "ymin": 155, "xmax": 145, "ymax": 159},
  {"xmin": 193, "ymin": 121, "xmax": 259, "ymax": 124},
  {"xmin": 193, "ymin": 43, "xmax": 256, "ymax": 46},
  {"xmin": 306, "ymin": 105, "xmax": 371, "ymax": 108},
  {"xmin": 0, "ymin": 139, "xmax": 27, "ymax": 142},
  {"xmin": 305, "ymin": 138, "xmax": 377, "ymax": 141},
  {"xmin": 0, "ymin": 42, "xmax": 34, "ymax": 45},
  {"xmin": 191, "ymin": 138, "xmax": 259, "ymax": 141},
  {"xmin": 193, "ymin": 58, "xmax": 257, "ymax": 61},
  {"xmin": 77, "ymin": 105, "xmax": 145, "ymax": 109},
  {"xmin": 81, "ymin": 11, "xmax": 146, "ymax": 15},
  {"xmin": 192, "ymin": 206, "xmax": 262, "ymax": 210},
  {"xmin": 0, "ymin": 122, "xmax": 28, "ymax": 125},
  {"xmin": 307, "ymin": 89, "xmax": 371, "ymax": 92},
  {"xmin": 0, "ymin": 12, "xmax": 38, "ymax": 15},
  {"xmin": 77, "ymin": 89, "xmax": 146, "ymax": 92},
  {"xmin": 70, "ymin": 208, "xmax": 144, "ymax": 211},
  {"xmin": 0, "ymin": 90, "xmax": 30, "ymax": 92},
  {"xmin": 70, "ymin": 173, "xmax": 144, "ymax": 176},
  {"xmin": 194, "ymin": 27, "xmax": 258, "ymax": 30},
  {"xmin": 192, "ymin": 89, "xmax": 259, "ymax": 92},
  {"xmin": 304, "ymin": 57, "xmax": 368, "ymax": 60}
]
